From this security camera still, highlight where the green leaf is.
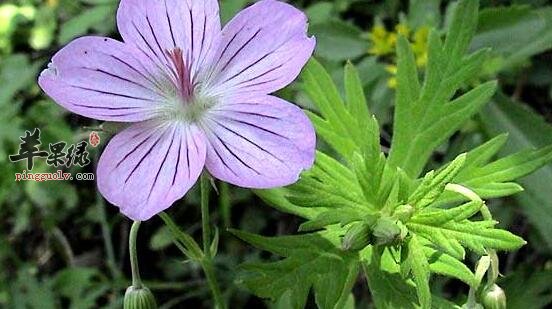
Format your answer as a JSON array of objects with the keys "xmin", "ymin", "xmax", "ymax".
[
  {"xmin": 58, "ymin": 5, "xmax": 115, "ymax": 44},
  {"xmin": 363, "ymin": 250, "xmax": 420, "ymax": 309},
  {"xmin": 231, "ymin": 229, "xmax": 359, "ymax": 309},
  {"xmin": 408, "ymin": 220, "xmax": 526, "ymax": 255},
  {"xmin": 288, "ymin": 152, "xmax": 370, "ymax": 210},
  {"xmin": 310, "ymin": 20, "xmax": 368, "ymax": 61},
  {"xmin": 480, "ymin": 93, "xmax": 552, "ymax": 250},
  {"xmin": 472, "ymin": 5, "xmax": 552, "ymax": 71},
  {"xmin": 302, "ymin": 59, "xmax": 381, "ymax": 162},
  {"xmin": 408, "ymin": 154, "xmax": 467, "ymax": 209},
  {"xmin": 298, "ymin": 208, "xmax": 368, "ymax": 232},
  {"xmin": 402, "ymin": 235, "xmax": 431, "ymax": 308},
  {"xmin": 254, "ymin": 188, "xmax": 320, "ymax": 220},
  {"xmin": 411, "ymin": 200, "xmax": 483, "ymax": 226},
  {"xmin": 423, "ymin": 246, "xmax": 477, "ymax": 286},
  {"xmin": 389, "ymin": 0, "xmax": 497, "ymax": 178}
]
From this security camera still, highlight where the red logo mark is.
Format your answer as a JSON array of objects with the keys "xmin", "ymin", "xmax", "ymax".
[{"xmin": 89, "ymin": 131, "xmax": 101, "ymax": 147}]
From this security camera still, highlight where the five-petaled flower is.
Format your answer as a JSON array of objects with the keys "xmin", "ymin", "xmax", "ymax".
[{"xmin": 38, "ymin": 0, "xmax": 316, "ymax": 220}]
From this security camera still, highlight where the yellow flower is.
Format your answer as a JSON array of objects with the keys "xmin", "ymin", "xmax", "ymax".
[
  {"xmin": 395, "ymin": 23, "xmax": 410, "ymax": 37},
  {"xmin": 387, "ymin": 77, "xmax": 397, "ymax": 89},
  {"xmin": 412, "ymin": 27, "xmax": 429, "ymax": 52},
  {"xmin": 367, "ymin": 23, "xmax": 430, "ymax": 88},
  {"xmin": 385, "ymin": 64, "xmax": 397, "ymax": 74},
  {"xmin": 368, "ymin": 24, "xmax": 395, "ymax": 56}
]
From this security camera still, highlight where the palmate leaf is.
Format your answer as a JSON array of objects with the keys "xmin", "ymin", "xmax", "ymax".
[
  {"xmin": 435, "ymin": 127, "xmax": 552, "ymax": 204},
  {"xmin": 407, "ymin": 220, "xmax": 525, "ymax": 257},
  {"xmin": 288, "ymin": 151, "xmax": 370, "ymax": 210},
  {"xmin": 481, "ymin": 93, "xmax": 552, "ymax": 251},
  {"xmin": 242, "ymin": 1, "xmax": 547, "ymax": 307},
  {"xmin": 408, "ymin": 154, "xmax": 466, "ymax": 209},
  {"xmin": 363, "ymin": 247, "xmax": 464, "ymax": 309},
  {"xmin": 231, "ymin": 229, "xmax": 359, "ymax": 309},
  {"xmin": 388, "ymin": 0, "xmax": 497, "ymax": 178},
  {"xmin": 301, "ymin": 59, "xmax": 381, "ymax": 164},
  {"xmin": 401, "ymin": 235, "xmax": 431, "ymax": 308}
]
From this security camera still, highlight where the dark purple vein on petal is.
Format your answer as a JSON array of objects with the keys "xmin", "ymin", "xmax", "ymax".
[
  {"xmin": 213, "ymin": 110, "xmax": 280, "ymax": 120},
  {"xmin": 146, "ymin": 15, "xmax": 170, "ymax": 64},
  {"xmin": 211, "ymin": 119, "xmax": 285, "ymax": 164},
  {"xmin": 189, "ymin": 8, "xmax": 194, "ymax": 56},
  {"xmin": 149, "ymin": 126, "xmax": 176, "ymax": 200},
  {"xmin": 172, "ymin": 128, "xmax": 183, "ymax": 186},
  {"xmin": 212, "ymin": 25, "xmax": 245, "ymax": 70},
  {"xmin": 115, "ymin": 130, "xmax": 157, "ymax": 169},
  {"xmin": 221, "ymin": 116, "xmax": 289, "ymax": 140},
  {"xmin": 164, "ymin": 0, "xmax": 176, "ymax": 48},
  {"xmin": 220, "ymin": 52, "xmax": 272, "ymax": 84},
  {"xmin": 81, "ymin": 67, "xmax": 161, "ymax": 97},
  {"xmin": 68, "ymin": 85, "xmax": 157, "ymax": 101},
  {"xmin": 208, "ymin": 135, "xmax": 238, "ymax": 176},
  {"xmin": 220, "ymin": 28, "xmax": 262, "ymax": 73},
  {"xmin": 73, "ymin": 103, "xmax": 142, "ymax": 110},
  {"xmin": 234, "ymin": 66, "xmax": 283, "ymax": 87},
  {"xmin": 212, "ymin": 132, "xmax": 261, "ymax": 175},
  {"xmin": 101, "ymin": 52, "xmax": 166, "ymax": 94},
  {"xmin": 133, "ymin": 21, "xmax": 164, "ymax": 63},
  {"xmin": 199, "ymin": 15, "xmax": 207, "ymax": 60},
  {"xmin": 125, "ymin": 131, "xmax": 165, "ymax": 184}
]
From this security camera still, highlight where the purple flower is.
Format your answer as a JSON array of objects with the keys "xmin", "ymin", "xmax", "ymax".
[{"xmin": 38, "ymin": 0, "xmax": 316, "ymax": 220}]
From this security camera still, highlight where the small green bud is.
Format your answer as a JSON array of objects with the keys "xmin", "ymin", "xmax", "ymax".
[
  {"xmin": 393, "ymin": 204, "xmax": 414, "ymax": 222},
  {"xmin": 124, "ymin": 286, "xmax": 157, "ymax": 309},
  {"xmin": 342, "ymin": 222, "xmax": 371, "ymax": 251},
  {"xmin": 481, "ymin": 284, "xmax": 506, "ymax": 309},
  {"xmin": 372, "ymin": 217, "xmax": 401, "ymax": 245}
]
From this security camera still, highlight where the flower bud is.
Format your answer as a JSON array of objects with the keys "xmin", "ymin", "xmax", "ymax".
[
  {"xmin": 342, "ymin": 222, "xmax": 371, "ymax": 251},
  {"xmin": 372, "ymin": 217, "xmax": 401, "ymax": 245},
  {"xmin": 124, "ymin": 286, "xmax": 157, "ymax": 309},
  {"xmin": 393, "ymin": 204, "xmax": 414, "ymax": 222},
  {"xmin": 481, "ymin": 284, "xmax": 506, "ymax": 309}
]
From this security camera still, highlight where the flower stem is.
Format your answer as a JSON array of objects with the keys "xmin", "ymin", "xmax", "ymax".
[
  {"xmin": 201, "ymin": 174, "xmax": 211, "ymax": 252},
  {"xmin": 199, "ymin": 173, "xmax": 225, "ymax": 309},
  {"xmin": 129, "ymin": 220, "xmax": 143, "ymax": 288}
]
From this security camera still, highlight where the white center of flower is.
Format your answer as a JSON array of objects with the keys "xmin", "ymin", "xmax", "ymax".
[{"xmin": 158, "ymin": 48, "xmax": 218, "ymax": 124}]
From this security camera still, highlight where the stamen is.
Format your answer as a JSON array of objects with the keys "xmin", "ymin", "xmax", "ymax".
[{"xmin": 166, "ymin": 48, "xmax": 193, "ymax": 101}]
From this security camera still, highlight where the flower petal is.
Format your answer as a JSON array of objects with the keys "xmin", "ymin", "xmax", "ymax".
[
  {"xmin": 97, "ymin": 120, "xmax": 206, "ymax": 220},
  {"xmin": 207, "ymin": 0, "xmax": 315, "ymax": 96},
  {"xmin": 39, "ymin": 36, "xmax": 169, "ymax": 122},
  {"xmin": 117, "ymin": 0, "xmax": 221, "ymax": 77},
  {"xmin": 203, "ymin": 94, "xmax": 315, "ymax": 188}
]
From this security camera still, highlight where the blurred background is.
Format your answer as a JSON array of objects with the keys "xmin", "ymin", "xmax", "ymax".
[{"xmin": 1, "ymin": 0, "xmax": 552, "ymax": 308}]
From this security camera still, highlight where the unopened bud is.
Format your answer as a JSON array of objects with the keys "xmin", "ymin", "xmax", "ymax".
[
  {"xmin": 372, "ymin": 217, "xmax": 401, "ymax": 245},
  {"xmin": 481, "ymin": 284, "xmax": 506, "ymax": 309},
  {"xmin": 124, "ymin": 286, "xmax": 157, "ymax": 309},
  {"xmin": 342, "ymin": 222, "xmax": 371, "ymax": 251},
  {"xmin": 393, "ymin": 204, "xmax": 414, "ymax": 222}
]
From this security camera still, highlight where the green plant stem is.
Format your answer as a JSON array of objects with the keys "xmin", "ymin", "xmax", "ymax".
[
  {"xmin": 202, "ymin": 256, "xmax": 224, "ymax": 309},
  {"xmin": 94, "ymin": 148, "xmax": 119, "ymax": 280},
  {"xmin": 199, "ymin": 173, "xmax": 226, "ymax": 309},
  {"xmin": 480, "ymin": 204, "xmax": 500, "ymax": 288},
  {"xmin": 201, "ymin": 174, "xmax": 211, "ymax": 252},
  {"xmin": 129, "ymin": 221, "xmax": 143, "ymax": 288},
  {"xmin": 219, "ymin": 182, "xmax": 231, "ymax": 228}
]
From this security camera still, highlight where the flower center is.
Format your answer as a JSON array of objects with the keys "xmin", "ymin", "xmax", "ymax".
[
  {"xmin": 160, "ymin": 48, "xmax": 217, "ymax": 124},
  {"xmin": 166, "ymin": 48, "xmax": 193, "ymax": 101}
]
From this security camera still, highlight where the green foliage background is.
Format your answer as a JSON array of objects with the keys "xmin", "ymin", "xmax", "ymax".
[{"xmin": 1, "ymin": 0, "xmax": 552, "ymax": 308}]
